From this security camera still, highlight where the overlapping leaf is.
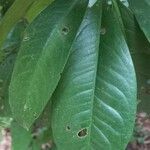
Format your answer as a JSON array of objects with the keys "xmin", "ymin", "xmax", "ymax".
[
  {"xmin": 52, "ymin": 2, "xmax": 136, "ymax": 150},
  {"xmin": 118, "ymin": 2, "xmax": 150, "ymax": 113},
  {"xmin": 9, "ymin": 0, "xmax": 88, "ymax": 129},
  {"xmin": 0, "ymin": 20, "xmax": 27, "ymax": 117},
  {"xmin": 25, "ymin": 0, "xmax": 54, "ymax": 23},
  {"xmin": 128, "ymin": 0, "xmax": 150, "ymax": 42},
  {"xmin": 0, "ymin": 0, "xmax": 36, "ymax": 50}
]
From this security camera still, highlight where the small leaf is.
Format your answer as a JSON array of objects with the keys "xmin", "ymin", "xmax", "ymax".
[
  {"xmin": 9, "ymin": 0, "xmax": 88, "ymax": 129},
  {"xmin": 51, "ymin": 2, "xmax": 136, "ymax": 149},
  {"xmin": 128, "ymin": 0, "xmax": 150, "ymax": 42}
]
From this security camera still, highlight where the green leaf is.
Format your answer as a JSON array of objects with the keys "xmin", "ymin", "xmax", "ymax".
[
  {"xmin": 0, "ymin": 0, "xmax": 36, "ymax": 51},
  {"xmin": 118, "ymin": 2, "xmax": 150, "ymax": 113},
  {"xmin": 9, "ymin": 0, "xmax": 88, "ymax": 129},
  {"xmin": 51, "ymin": 2, "xmax": 136, "ymax": 150},
  {"xmin": 25, "ymin": 0, "xmax": 54, "ymax": 23},
  {"xmin": 128, "ymin": 0, "xmax": 150, "ymax": 42},
  {"xmin": 11, "ymin": 122, "xmax": 32, "ymax": 150},
  {"xmin": 0, "ymin": 20, "xmax": 27, "ymax": 117}
]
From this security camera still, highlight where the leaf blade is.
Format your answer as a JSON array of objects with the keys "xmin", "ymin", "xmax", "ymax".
[
  {"xmin": 51, "ymin": 2, "xmax": 136, "ymax": 150},
  {"xmin": 52, "ymin": 2, "xmax": 102, "ymax": 149},
  {"xmin": 9, "ymin": 0, "xmax": 88, "ymax": 129},
  {"xmin": 118, "ymin": 2, "xmax": 150, "ymax": 113},
  {"xmin": 0, "ymin": 20, "xmax": 27, "ymax": 117}
]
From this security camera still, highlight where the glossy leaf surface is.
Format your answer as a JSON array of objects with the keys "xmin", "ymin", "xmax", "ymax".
[
  {"xmin": 52, "ymin": 2, "xmax": 136, "ymax": 150},
  {"xmin": 9, "ymin": 0, "xmax": 88, "ymax": 129}
]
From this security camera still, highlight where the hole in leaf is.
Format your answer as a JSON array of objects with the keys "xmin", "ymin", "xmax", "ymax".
[
  {"xmin": 77, "ymin": 128, "xmax": 88, "ymax": 138},
  {"xmin": 66, "ymin": 126, "xmax": 71, "ymax": 131},
  {"xmin": 62, "ymin": 26, "xmax": 69, "ymax": 35}
]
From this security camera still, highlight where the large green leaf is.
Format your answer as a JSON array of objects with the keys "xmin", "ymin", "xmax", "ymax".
[
  {"xmin": 128, "ymin": 0, "xmax": 150, "ymax": 42},
  {"xmin": 52, "ymin": 3, "xmax": 102, "ymax": 149},
  {"xmin": 52, "ymin": 2, "xmax": 136, "ymax": 150},
  {"xmin": 9, "ymin": 0, "xmax": 88, "ymax": 129},
  {"xmin": 0, "ymin": 20, "xmax": 27, "ymax": 117},
  {"xmin": 118, "ymin": 2, "xmax": 150, "ymax": 113}
]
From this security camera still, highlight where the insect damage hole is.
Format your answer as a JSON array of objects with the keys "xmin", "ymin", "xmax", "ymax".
[
  {"xmin": 62, "ymin": 26, "xmax": 70, "ymax": 35},
  {"xmin": 66, "ymin": 126, "xmax": 71, "ymax": 131},
  {"xmin": 77, "ymin": 128, "xmax": 88, "ymax": 138}
]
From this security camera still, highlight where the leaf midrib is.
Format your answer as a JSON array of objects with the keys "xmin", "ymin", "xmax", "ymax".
[{"xmin": 87, "ymin": 6, "xmax": 102, "ymax": 150}]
